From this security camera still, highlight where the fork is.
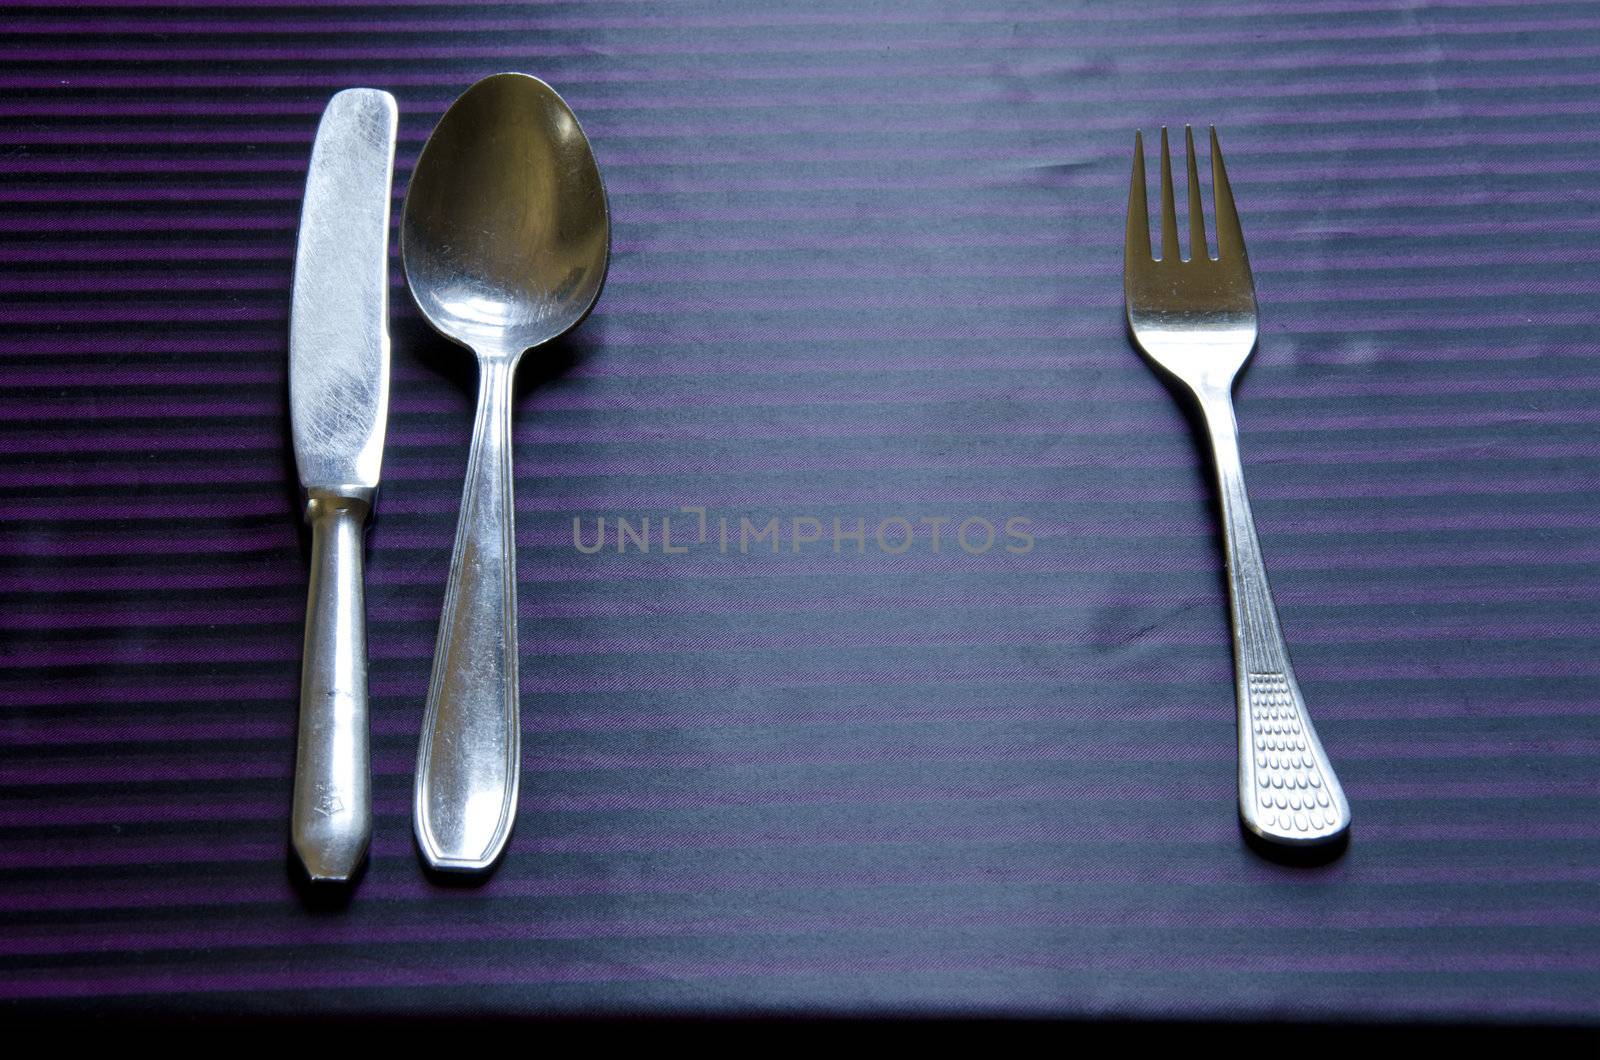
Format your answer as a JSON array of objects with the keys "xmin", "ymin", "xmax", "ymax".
[{"xmin": 1123, "ymin": 125, "xmax": 1351, "ymax": 848}]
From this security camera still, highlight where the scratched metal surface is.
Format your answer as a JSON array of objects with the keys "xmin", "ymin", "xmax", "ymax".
[{"xmin": 1, "ymin": 0, "xmax": 1597, "ymax": 1022}]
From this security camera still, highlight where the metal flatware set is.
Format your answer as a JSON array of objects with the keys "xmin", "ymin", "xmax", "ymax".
[
  {"xmin": 288, "ymin": 74, "xmax": 609, "ymax": 882},
  {"xmin": 287, "ymin": 77, "xmax": 1349, "ymax": 886}
]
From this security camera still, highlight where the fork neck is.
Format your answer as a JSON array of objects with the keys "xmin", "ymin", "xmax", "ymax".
[
  {"xmin": 1193, "ymin": 386, "xmax": 1289, "ymax": 659},
  {"xmin": 1194, "ymin": 384, "xmax": 1244, "ymax": 487}
]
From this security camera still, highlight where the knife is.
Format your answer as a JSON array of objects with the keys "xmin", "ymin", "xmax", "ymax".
[{"xmin": 288, "ymin": 88, "xmax": 397, "ymax": 883}]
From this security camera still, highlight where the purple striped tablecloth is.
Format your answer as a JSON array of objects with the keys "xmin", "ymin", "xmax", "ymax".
[{"xmin": 2, "ymin": 0, "xmax": 1598, "ymax": 1023}]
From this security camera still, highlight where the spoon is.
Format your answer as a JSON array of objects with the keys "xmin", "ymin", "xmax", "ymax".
[{"xmin": 402, "ymin": 73, "xmax": 609, "ymax": 872}]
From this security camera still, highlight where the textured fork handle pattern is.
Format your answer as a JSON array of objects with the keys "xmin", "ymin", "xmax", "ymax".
[{"xmin": 1201, "ymin": 393, "xmax": 1351, "ymax": 846}]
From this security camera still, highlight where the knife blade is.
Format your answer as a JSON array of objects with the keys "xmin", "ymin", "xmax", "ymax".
[{"xmin": 288, "ymin": 88, "xmax": 397, "ymax": 883}]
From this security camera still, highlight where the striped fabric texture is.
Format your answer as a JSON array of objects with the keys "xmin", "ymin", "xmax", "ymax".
[{"xmin": 1, "ymin": 0, "xmax": 1598, "ymax": 1022}]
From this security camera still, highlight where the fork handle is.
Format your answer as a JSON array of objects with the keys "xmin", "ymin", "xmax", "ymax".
[{"xmin": 1199, "ymin": 391, "xmax": 1351, "ymax": 847}]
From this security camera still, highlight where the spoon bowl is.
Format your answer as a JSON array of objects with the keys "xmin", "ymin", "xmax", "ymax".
[
  {"xmin": 402, "ymin": 73, "xmax": 609, "ymax": 872},
  {"xmin": 404, "ymin": 73, "xmax": 609, "ymax": 360}
]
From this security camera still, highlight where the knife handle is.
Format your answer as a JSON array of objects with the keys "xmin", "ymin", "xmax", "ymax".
[
  {"xmin": 291, "ymin": 490, "xmax": 373, "ymax": 882},
  {"xmin": 415, "ymin": 357, "xmax": 521, "ymax": 872}
]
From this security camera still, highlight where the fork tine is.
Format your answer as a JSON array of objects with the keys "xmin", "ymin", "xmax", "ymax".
[
  {"xmin": 1210, "ymin": 126, "xmax": 1246, "ymax": 261},
  {"xmin": 1185, "ymin": 125, "xmax": 1207, "ymax": 261},
  {"xmin": 1158, "ymin": 127, "xmax": 1180, "ymax": 263},
  {"xmin": 1125, "ymin": 130, "xmax": 1151, "ymax": 262}
]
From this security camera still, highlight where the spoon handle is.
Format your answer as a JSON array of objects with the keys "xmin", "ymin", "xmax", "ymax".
[{"xmin": 415, "ymin": 358, "xmax": 521, "ymax": 872}]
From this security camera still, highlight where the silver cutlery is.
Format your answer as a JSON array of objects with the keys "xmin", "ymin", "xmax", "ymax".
[
  {"xmin": 287, "ymin": 88, "xmax": 399, "ymax": 881},
  {"xmin": 1123, "ymin": 125, "xmax": 1351, "ymax": 848},
  {"xmin": 402, "ymin": 73, "xmax": 611, "ymax": 872}
]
